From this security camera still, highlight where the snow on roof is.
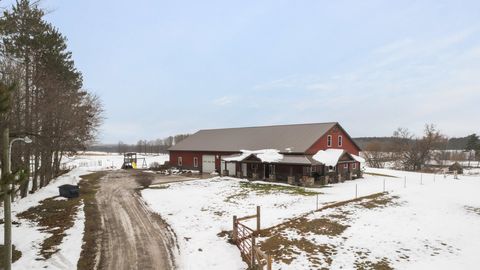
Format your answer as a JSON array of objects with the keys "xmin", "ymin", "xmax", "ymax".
[
  {"xmin": 312, "ymin": 149, "xmax": 345, "ymax": 167},
  {"xmin": 352, "ymin": 154, "xmax": 366, "ymax": 163},
  {"xmin": 222, "ymin": 149, "xmax": 283, "ymax": 163}
]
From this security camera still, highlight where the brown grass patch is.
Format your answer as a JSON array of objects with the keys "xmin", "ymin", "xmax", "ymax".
[
  {"xmin": 260, "ymin": 234, "xmax": 334, "ymax": 267},
  {"xmin": 225, "ymin": 182, "xmax": 319, "ymax": 203},
  {"xmin": 355, "ymin": 257, "xmax": 393, "ymax": 270},
  {"xmin": 257, "ymin": 192, "xmax": 401, "ymax": 268},
  {"xmin": 363, "ymin": 172, "xmax": 398, "ymax": 178},
  {"xmin": 77, "ymin": 172, "xmax": 106, "ymax": 270},
  {"xmin": 16, "ymin": 171, "xmax": 106, "ymax": 263},
  {"xmin": 358, "ymin": 195, "xmax": 400, "ymax": 209},
  {"xmin": 17, "ymin": 196, "xmax": 81, "ymax": 259},
  {"xmin": 276, "ymin": 217, "xmax": 348, "ymax": 237}
]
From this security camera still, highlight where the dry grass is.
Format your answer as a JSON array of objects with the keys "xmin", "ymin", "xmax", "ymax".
[
  {"xmin": 225, "ymin": 181, "xmax": 319, "ymax": 203},
  {"xmin": 363, "ymin": 172, "xmax": 398, "ymax": 178},
  {"xmin": 358, "ymin": 195, "xmax": 400, "ymax": 209},
  {"xmin": 135, "ymin": 172, "xmax": 154, "ymax": 188},
  {"xmin": 355, "ymin": 257, "xmax": 394, "ymax": 270},
  {"xmin": 77, "ymin": 172, "xmax": 106, "ymax": 270},
  {"xmin": 257, "ymin": 192, "xmax": 401, "ymax": 268},
  {"xmin": 260, "ymin": 234, "xmax": 335, "ymax": 268},
  {"xmin": 465, "ymin": 205, "xmax": 480, "ymax": 216},
  {"xmin": 17, "ymin": 196, "xmax": 81, "ymax": 259},
  {"xmin": 148, "ymin": 184, "xmax": 170, "ymax": 189},
  {"xmin": 16, "ymin": 171, "xmax": 106, "ymax": 264}
]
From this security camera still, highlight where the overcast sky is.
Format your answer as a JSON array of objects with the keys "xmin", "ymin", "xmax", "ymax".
[{"xmin": 4, "ymin": 0, "xmax": 479, "ymax": 143}]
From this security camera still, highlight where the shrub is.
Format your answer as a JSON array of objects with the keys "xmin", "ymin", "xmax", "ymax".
[{"xmin": 135, "ymin": 173, "xmax": 154, "ymax": 188}]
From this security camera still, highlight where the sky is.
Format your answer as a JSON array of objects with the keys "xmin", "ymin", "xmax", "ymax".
[{"xmin": 3, "ymin": 0, "xmax": 479, "ymax": 143}]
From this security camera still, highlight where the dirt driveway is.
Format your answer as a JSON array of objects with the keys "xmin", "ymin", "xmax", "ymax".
[{"xmin": 96, "ymin": 170, "xmax": 195, "ymax": 270}]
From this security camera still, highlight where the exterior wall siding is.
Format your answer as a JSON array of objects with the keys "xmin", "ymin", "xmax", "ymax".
[
  {"xmin": 305, "ymin": 124, "xmax": 361, "ymax": 156},
  {"xmin": 169, "ymin": 150, "xmax": 238, "ymax": 172}
]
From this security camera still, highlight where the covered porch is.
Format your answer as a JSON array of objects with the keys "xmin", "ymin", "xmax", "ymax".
[{"xmin": 221, "ymin": 149, "xmax": 362, "ymax": 186}]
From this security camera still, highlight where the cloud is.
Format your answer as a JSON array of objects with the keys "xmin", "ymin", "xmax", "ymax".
[
  {"xmin": 248, "ymin": 29, "xmax": 480, "ymax": 136},
  {"xmin": 212, "ymin": 95, "xmax": 236, "ymax": 106}
]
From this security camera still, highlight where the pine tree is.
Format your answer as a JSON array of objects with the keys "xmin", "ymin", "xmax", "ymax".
[{"xmin": 465, "ymin": 134, "xmax": 479, "ymax": 151}]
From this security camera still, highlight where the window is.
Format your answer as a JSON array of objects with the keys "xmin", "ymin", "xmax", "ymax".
[
  {"xmin": 352, "ymin": 163, "xmax": 356, "ymax": 169},
  {"xmin": 193, "ymin": 157, "xmax": 198, "ymax": 168},
  {"xmin": 327, "ymin": 135, "xmax": 332, "ymax": 147},
  {"xmin": 344, "ymin": 163, "xmax": 348, "ymax": 169},
  {"xmin": 338, "ymin": 135, "xmax": 343, "ymax": 147},
  {"xmin": 177, "ymin": 156, "xmax": 183, "ymax": 166}
]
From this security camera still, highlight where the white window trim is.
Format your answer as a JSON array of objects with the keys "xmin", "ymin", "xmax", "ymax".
[
  {"xmin": 193, "ymin": 157, "xmax": 198, "ymax": 168},
  {"xmin": 178, "ymin": 156, "xmax": 183, "ymax": 166},
  {"xmin": 338, "ymin": 135, "xmax": 343, "ymax": 147},
  {"xmin": 327, "ymin": 135, "xmax": 332, "ymax": 147}
]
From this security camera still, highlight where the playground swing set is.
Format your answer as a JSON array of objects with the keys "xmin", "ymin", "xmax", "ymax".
[{"xmin": 121, "ymin": 152, "xmax": 148, "ymax": 169}]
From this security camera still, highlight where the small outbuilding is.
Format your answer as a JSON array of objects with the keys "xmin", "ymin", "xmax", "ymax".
[
  {"xmin": 448, "ymin": 162, "xmax": 463, "ymax": 174},
  {"xmin": 58, "ymin": 184, "xmax": 80, "ymax": 198}
]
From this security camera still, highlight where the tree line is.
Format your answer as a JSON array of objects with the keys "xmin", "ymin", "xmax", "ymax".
[
  {"xmin": 0, "ymin": 0, "xmax": 103, "ymax": 198},
  {"xmin": 362, "ymin": 124, "xmax": 480, "ymax": 170},
  {"xmin": 355, "ymin": 134, "xmax": 478, "ymax": 150},
  {"xmin": 88, "ymin": 134, "xmax": 190, "ymax": 154}
]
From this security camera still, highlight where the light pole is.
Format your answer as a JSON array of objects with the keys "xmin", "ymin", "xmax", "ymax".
[
  {"xmin": 8, "ymin": 136, "xmax": 32, "ymax": 173},
  {"xmin": 2, "ymin": 132, "xmax": 32, "ymax": 270}
]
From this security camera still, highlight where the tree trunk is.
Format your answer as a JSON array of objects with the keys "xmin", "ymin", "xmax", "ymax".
[{"xmin": 2, "ymin": 127, "xmax": 12, "ymax": 270}]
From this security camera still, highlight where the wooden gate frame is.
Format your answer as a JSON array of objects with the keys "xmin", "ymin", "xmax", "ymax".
[{"xmin": 232, "ymin": 206, "xmax": 272, "ymax": 270}]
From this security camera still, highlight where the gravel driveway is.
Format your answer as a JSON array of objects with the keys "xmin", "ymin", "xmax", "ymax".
[{"xmin": 95, "ymin": 170, "xmax": 194, "ymax": 270}]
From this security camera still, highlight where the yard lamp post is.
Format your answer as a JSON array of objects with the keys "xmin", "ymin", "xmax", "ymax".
[
  {"xmin": 8, "ymin": 136, "xmax": 32, "ymax": 172},
  {"xmin": 2, "ymin": 133, "xmax": 32, "ymax": 270}
]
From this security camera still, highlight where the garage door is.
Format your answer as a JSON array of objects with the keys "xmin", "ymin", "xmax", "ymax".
[
  {"xmin": 202, "ymin": 155, "xmax": 216, "ymax": 173},
  {"xmin": 221, "ymin": 160, "xmax": 236, "ymax": 176}
]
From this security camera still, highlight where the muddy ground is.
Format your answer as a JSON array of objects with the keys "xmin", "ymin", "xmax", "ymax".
[{"xmin": 95, "ymin": 170, "xmax": 195, "ymax": 270}]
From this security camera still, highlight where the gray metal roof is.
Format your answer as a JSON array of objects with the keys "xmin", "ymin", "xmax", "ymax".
[{"xmin": 169, "ymin": 122, "xmax": 337, "ymax": 153}]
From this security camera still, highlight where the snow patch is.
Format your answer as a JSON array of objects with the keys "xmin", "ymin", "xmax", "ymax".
[
  {"xmin": 312, "ymin": 149, "xmax": 345, "ymax": 166},
  {"xmin": 223, "ymin": 149, "xmax": 283, "ymax": 163}
]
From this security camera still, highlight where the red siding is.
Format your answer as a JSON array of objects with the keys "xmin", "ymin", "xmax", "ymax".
[
  {"xmin": 169, "ymin": 150, "xmax": 238, "ymax": 172},
  {"xmin": 305, "ymin": 124, "xmax": 361, "ymax": 156}
]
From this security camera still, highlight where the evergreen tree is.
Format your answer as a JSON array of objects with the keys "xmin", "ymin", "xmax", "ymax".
[{"xmin": 465, "ymin": 134, "xmax": 479, "ymax": 151}]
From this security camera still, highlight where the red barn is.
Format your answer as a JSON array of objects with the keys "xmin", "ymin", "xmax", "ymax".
[{"xmin": 169, "ymin": 122, "xmax": 363, "ymax": 184}]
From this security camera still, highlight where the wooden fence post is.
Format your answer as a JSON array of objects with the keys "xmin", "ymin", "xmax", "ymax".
[
  {"xmin": 256, "ymin": 206, "xmax": 261, "ymax": 233},
  {"xmin": 251, "ymin": 235, "xmax": 256, "ymax": 268},
  {"xmin": 232, "ymin": 215, "xmax": 237, "ymax": 242}
]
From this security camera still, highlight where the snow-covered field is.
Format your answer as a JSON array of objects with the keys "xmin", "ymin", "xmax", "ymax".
[
  {"xmin": 142, "ymin": 168, "xmax": 480, "ymax": 270},
  {"xmin": 0, "ymin": 153, "xmax": 168, "ymax": 269}
]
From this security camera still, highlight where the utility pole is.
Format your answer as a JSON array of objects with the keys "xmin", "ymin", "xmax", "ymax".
[{"xmin": 2, "ymin": 127, "xmax": 12, "ymax": 270}]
